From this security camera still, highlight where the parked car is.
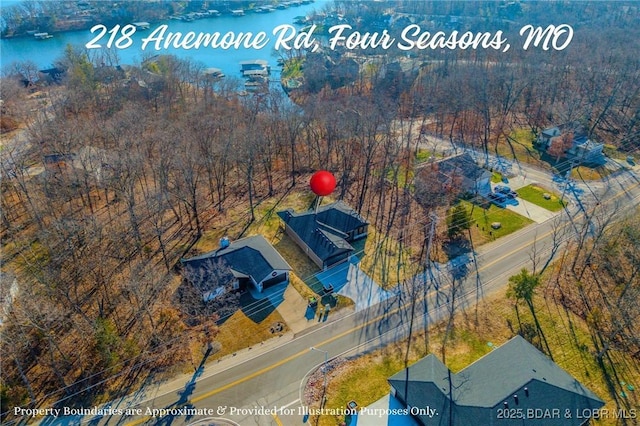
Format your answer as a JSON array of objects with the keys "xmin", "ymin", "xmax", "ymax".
[
  {"xmin": 495, "ymin": 185, "xmax": 518, "ymax": 198},
  {"xmin": 487, "ymin": 192, "xmax": 507, "ymax": 207},
  {"xmin": 490, "ymin": 191, "xmax": 507, "ymax": 201}
]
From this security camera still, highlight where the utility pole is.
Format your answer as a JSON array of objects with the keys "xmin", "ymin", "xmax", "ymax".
[
  {"xmin": 425, "ymin": 212, "xmax": 439, "ymax": 304},
  {"xmin": 425, "ymin": 212, "xmax": 437, "ymax": 270},
  {"xmin": 310, "ymin": 347, "xmax": 328, "ymax": 413},
  {"xmin": 409, "ymin": 212, "xmax": 438, "ymax": 402},
  {"xmin": 423, "ymin": 212, "xmax": 438, "ymax": 354}
]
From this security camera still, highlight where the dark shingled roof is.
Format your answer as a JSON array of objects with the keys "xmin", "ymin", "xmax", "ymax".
[
  {"xmin": 277, "ymin": 210, "xmax": 353, "ymax": 263},
  {"xmin": 43, "ymin": 153, "xmax": 75, "ymax": 164},
  {"xmin": 453, "ymin": 336, "xmax": 602, "ymax": 406},
  {"xmin": 314, "ymin": 200, "xmax": 368, "ymax": 233},
  {"xmin": 389, "ymin": 335, "xmax": 604, "ymax": 426},
  {"xmin": 541, "ymin": 122, "xmax": 588, "ymax": 139},
  {"xmin": 277, "ymin": 201, "xmax": 367, "ymax": 263},
  {"xmin": 433, "ymin": 152, "xmax": 491, "ymax": 183},
  {"xmin": 181, "ymin": 235, "xmax": 291, "ymax": 284}
]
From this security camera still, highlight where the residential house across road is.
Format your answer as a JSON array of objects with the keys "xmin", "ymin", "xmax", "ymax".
[
  {"xmin": 417, "ymin": 152, "xmax": 493, "ymax": 197},
  {"xmin": 381, "ymin": 335, "xmax": 604, "ymax": 426},
  {"xmin": 537, "ymin": 123, "xmax": 605, "ymax": 165}
]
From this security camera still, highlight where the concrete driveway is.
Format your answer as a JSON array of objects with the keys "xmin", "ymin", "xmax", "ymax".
[
  {"xmin": 490, "ymin": 181, "xmax": 558, "ymax": 223},
  {"xmin": 275, "ymin": 284, "xmax": 314, "ymax": 334},
  {"xmin": 315, "ymin": 258, "xmax": 396, "ymax": 312},
  {"xmin": 247, "ymin": 281, "xmax": 314, "ymax": 334},
  {"xmin": 505, "ymin": 198, "xmax": 558, "ymax": 223}
]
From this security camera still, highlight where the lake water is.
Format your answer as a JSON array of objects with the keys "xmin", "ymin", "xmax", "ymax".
[{"xmin": 0, "ymin": 1, "xmax": 330, "ymax": 81}]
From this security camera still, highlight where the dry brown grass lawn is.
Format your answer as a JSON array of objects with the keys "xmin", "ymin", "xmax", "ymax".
[
  {"xmin": 196, "ymin": 191, "xmax": 316, "ymax": 252},
  {"xmin": 496, "ymin": 129, "xmax": 548, "ymax": 169},
  {"xmin": 211, "ymin": 308, "xmax": 288, "ymax": 360},
  {"xmin": 571, "ymin": 165, "xmax": 610, "ymax": 181},
  {"xmin": 358, "ymin": 226, "xmax": 412, "ymax": 290},
  {"xmin": 274, "ymin": 234, "xmax": 320, "ymax": 281}
]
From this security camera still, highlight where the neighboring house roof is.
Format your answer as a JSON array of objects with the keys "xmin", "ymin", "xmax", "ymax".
[
  {"xmin": 182, "ymin": 235, "xmax": 291, "ymax": 286},
  {"xmin": 277, "ymin": 201, "xmax": 368, "ymax": 264},
  {"xmin": 541, "ymin": 121, "xmax": 587, "ymax": 140},
  {"xmin": 43, "ymin": 153, "xmax": 75, "ymax": 164},
  {"xmin": 540, "ymin": 123, "xmax": 604, "ymax": 164},
  {"xmin": 388, "ymin": 335, "xmax": 604, "ymax": 426},
  {"xmin": 572, "ymin": 136, "xmax": 603, "ymax": 153},
  {"xmin": 421, "ymin": 153, "xmax": 492, "ymax": 197},
  {"xmin": 541, "ymin": 122, "xmax": 587, "ymax": 138},
  {"xmin": 433, "ymin": 152, "xmax": 492, "ymax": 184}
]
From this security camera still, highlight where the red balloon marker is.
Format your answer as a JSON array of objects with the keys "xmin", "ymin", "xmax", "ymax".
[{"xmin": 310, "ymin": 170, "xmax": 336, "ymax": 196}]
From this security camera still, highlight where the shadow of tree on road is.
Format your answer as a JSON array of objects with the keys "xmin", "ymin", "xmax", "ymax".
[{"xmin": 152, "ymin": 347, "xmax": 213, "ymax": 425}]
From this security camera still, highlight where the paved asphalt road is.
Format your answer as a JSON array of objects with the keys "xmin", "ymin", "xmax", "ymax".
[{"xmin": 31, "ymin": 168, "xmax": 640, "ymax": 426}]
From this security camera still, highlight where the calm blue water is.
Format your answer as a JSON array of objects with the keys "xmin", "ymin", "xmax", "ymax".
[{"xmin": 0, "ymin": 1, "xmax": 330, "ymax": 79}]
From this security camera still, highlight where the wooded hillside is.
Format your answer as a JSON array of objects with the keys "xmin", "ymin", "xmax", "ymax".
[{"xmin": 2, "ymin": 1, "xmax": 639, "ymax": 418}]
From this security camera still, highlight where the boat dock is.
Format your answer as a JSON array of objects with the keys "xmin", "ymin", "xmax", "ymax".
[
  {"xmin": 34, "ymin": 32, "xmax": 53, "ymax": 40},
  {"xmin": 240, "ymin": 60, "xmax": 270, "ymax": 77},
  {"xmin": 204, "ymin": 68, "xmax": 225, "ymax": 79}
]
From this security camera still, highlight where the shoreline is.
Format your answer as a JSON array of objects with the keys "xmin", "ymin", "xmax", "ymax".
[{"xmin": 0, "ymin": 0, "xmax": 316, "ymax": 41}]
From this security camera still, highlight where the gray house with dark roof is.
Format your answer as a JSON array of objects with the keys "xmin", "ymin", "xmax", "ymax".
[
  {"xmin": 537, "ymin": 123, "xmax": 605, "ymax": 165},
  {"xmin": 422, "ymin": 153, "xmax": 492, "ymax": 197},
  {"xmin": 277, "ymin": 201, "xmax": 368, "ymax": 270},
  {"xmin": 387, "ymin": 335, "xmax": 604, "ymax": 426},
  {"xmin": 181, "ymin": 235, "xmax": 291, "ymax": 297}
]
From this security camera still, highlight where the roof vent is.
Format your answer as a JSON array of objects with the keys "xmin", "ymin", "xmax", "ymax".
[
  {"xmin": 513, "ymin": 395, "xmax": 519, "ymax": 405},
  {"xmin": 503, "ymin": 402, "xmax": 508, "ymax": 409},
  {"xmin": 524, "ymin": 387, "xmax": 529, "ymax": 397}
]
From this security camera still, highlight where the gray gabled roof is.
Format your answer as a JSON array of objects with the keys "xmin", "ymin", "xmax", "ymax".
[
  {"xmin": 454, "ymin": 335, "xmax": 602, "ymax": 407},
  {"xmin": 433, "ymin": 152, "xmax": 491, "ymax": 183},
  {"xmin": 388, "ymin": 336, "xmax": 604, "ymax": 425},
  {"xmin": 277, "ymin": 209, "xmax": 353, "ymax": 262},
  {"xmin": 389, "ymin": 354, "xmax": 450, "ymax": 389},
  {"xmin": 314, "ymin": 200, "xmax": 369, "ymax": 231},
  {"xmin": 542, "ymin": 122, "xmax": 588, "ymax": 139},
  {"xmin": 276, "ymin": 201, "xmax": 367, "ymax": 264},
  {"xmin": 182, "ymin": 235, "xmax": 291, "ymax": 284}
]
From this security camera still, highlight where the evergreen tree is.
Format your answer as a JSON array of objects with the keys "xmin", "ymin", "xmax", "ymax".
[{"xmin": 447, "ymin": 203, "xmax": 472, "ymax": 239}]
